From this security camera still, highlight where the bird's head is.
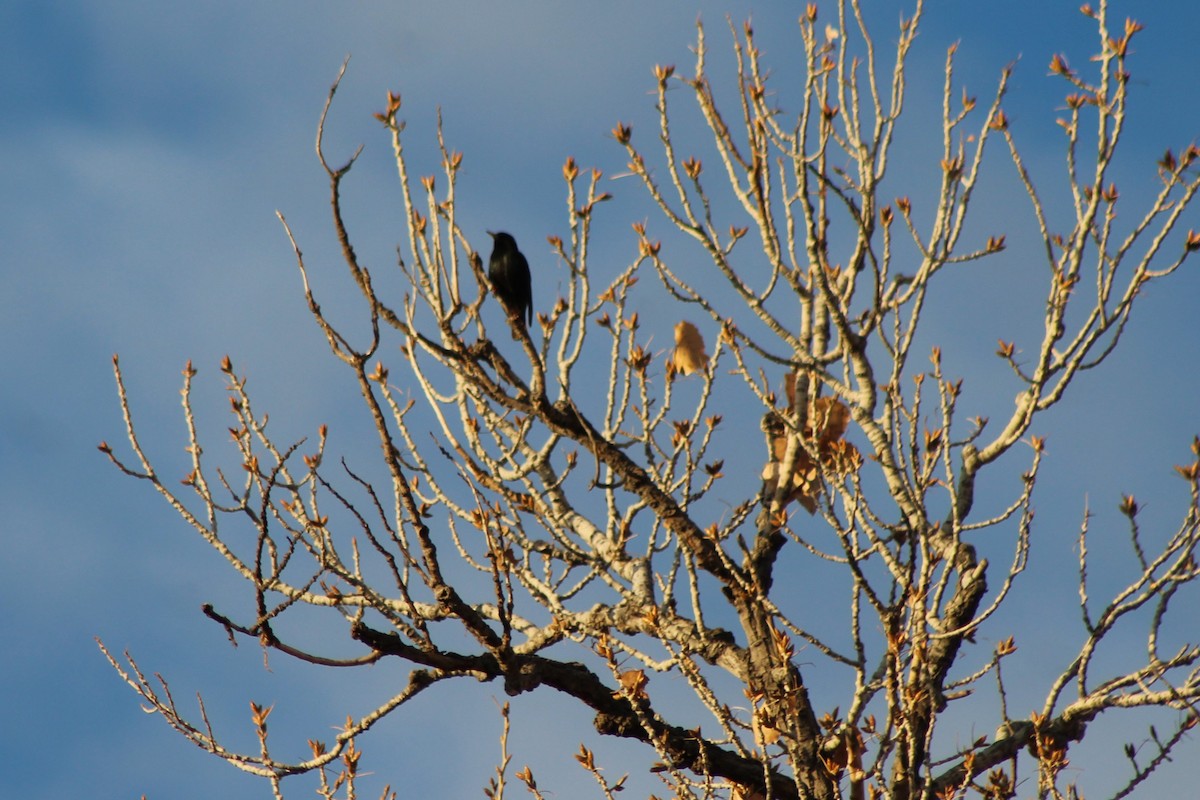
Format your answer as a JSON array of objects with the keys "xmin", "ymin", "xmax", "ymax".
[{"xmin": 487, "ymin": 230, "xmax": 517, "ymax": 250}]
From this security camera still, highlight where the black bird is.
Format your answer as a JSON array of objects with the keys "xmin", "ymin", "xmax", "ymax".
[{"xmin": 487, "ymin": 231, "xmax": 532, "ymax": 327}]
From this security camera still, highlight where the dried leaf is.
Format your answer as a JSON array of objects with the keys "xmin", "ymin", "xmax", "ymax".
[
  {"xmin": 673, "ymin": 321, "xmax": 708, "ymax": 375},
  {"xmin": 821, "ymin": 727, "xmax": 865, "ymax": 779},
  {"xmin": 615, "ymin": 669, "xmax": 649, "ymax": 701},
  {"xmin": 753, "ymin": 702, "xmax": 782, "ymax": 745},
  {"xmin": 763, "ymin": 396, "xmax": 858, "ymax": 514},
  {"xmin": 783, "ymin": 372, "xmax": 798, "ymax": 410}
]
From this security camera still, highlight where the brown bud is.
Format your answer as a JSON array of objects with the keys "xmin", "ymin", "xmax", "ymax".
[{"xmin": 1049, "ymin": 54, "xmax": 1072, "ymax": 77}]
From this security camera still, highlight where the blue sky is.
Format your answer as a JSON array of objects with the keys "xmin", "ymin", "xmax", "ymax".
[{"xmin": 4, "ymin": 2, "xmax": 1199, "ymax": 798}]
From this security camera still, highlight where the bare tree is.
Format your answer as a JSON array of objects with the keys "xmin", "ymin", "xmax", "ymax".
[{"xmin": 100, "ymin": 3, "xmax": 1200, "ymax": 799}]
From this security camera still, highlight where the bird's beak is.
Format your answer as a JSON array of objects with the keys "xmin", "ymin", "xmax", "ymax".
[{"xmin": 486, "ymin": 230, "xmax": 496, "ymax": 238}]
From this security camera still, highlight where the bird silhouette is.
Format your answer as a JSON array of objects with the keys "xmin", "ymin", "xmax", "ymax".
[{"xmin": 487, "ymin": 231, "xmax": 533, "ymax": 327}]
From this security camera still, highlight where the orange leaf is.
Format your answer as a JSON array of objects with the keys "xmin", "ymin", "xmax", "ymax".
[
  {"xmin": 672, "ymin": 321, "xmax": 708, "ymax": 376},
  {"xmin": 616, "ymin": 669, "xmax": 649, "ymax": 701}
]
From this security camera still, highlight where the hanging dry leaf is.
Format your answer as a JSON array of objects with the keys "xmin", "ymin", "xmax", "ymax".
[
  {"xmin": 811, "ymin": 396, "xmax": 850, "ymax": 444},
  {"xmin": 673, "ymin": 321, "xmax": 708, "ymax": 376},
  {"xmin": 757, "ymin": 715, "xmax": 782, "ymax": 745},
  {"xmin": 615, "ymin": 669, "xmax": 649, "ymax": 701},
  {"xmin": 763, "ymin": 394, "xmax": 861, "ymax": 514},
  {"xmin": 821, "ymin": 727, "xmax": 866, "ymax": 779},
  {"xmin": 751, "ymin": 696, "xmax": 783, "ymax": 746}
]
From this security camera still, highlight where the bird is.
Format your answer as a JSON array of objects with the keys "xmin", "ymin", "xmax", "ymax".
[{"xmin": 487, "ymin": 231, "xmax": 533, "ymax": 327}]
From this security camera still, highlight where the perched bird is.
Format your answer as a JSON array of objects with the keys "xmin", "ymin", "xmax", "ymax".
[{"xmin": 487, "ymin": 231, "xmax": 532, "ymax": 327}]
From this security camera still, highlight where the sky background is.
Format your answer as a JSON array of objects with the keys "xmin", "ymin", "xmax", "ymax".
[{"xmin": 4, "ymin": 2, "xmax": 1199, "ymax": 798}]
